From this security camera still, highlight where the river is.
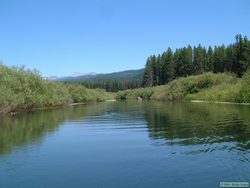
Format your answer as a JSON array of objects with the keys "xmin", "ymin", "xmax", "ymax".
[{"xmin": 0, "ymin": 101, "xmax": 250, "ymax": 188}]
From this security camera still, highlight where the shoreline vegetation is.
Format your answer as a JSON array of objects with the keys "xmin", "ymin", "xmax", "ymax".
[
  {"xmin": 0, "ymin": 67, "xmax": 249, "ymax": 117},
  {"xmin": 116, "ymin": 34, "xmax": 250, "ymax": 104},
  {"xmin": 59, "ymin": 34, "xmax": 250, "ymax": 93},
  {"xmin": 1, "ymin": 34, "xmax": 249, "ymax": 115},
  {"xmin": 0, "ymin": 64, "xmax": 114, "ymax": 115},
  {"xmin": 1, "ymin": 65, "xmax": 250, "ymax": 117},
  {"xmin": 116, "ymin": 71, "xmax": 250, "ymax": 104},
  {"xmin": 190, "ymin": 100, "xmax": 250, "ymax": 105}
]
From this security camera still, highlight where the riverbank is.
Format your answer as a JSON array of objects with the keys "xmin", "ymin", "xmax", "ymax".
[
  {"xmin": 0, "ymin": 65, "xmax": 114, "ymax": 115},
  {"xmin": 191, "ymin": 100, "xmax": 250, "ymax": 105},
  {"xmin": 1, "ymin": 64, "xmax": 249, "ymax": 115},
  {"xmin": 116, "ymin": 71, "xmax": 250, "ymax": 104}
]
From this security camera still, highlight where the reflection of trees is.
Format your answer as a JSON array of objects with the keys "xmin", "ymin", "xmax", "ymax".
[
  {"xmin": 0, "ymin": 103, "xmax": 107, "ymax": 156},
  {"xmin": 143, "ymin": 102, "xmax": 250, "ymax": 152},
  {"xmin": 1, "ymin": 101, "xmax": 250, "ymax": 157}
]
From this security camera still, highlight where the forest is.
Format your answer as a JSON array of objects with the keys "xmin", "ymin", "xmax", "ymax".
[
  {"xmin": 74, "ymin": 79, "xmax": 142, "ymax": 92},
  {"xmin": 1, "ymin": 34, "xmax": 250, "ymax": 115},
  {"xmin": 68, "ymin": 34, "xmax": 250, "ymax": 92},
  {"xmin": 62, "ymin": 69, "xmax": 144, "ymax": 92},
  {"xmin": 142, "ymin": 34, "xmax": 250, "ymax": 87}
]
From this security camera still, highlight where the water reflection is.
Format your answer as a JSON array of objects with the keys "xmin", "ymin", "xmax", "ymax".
[
  {"xmin": 0, "ymin": 101, "xmax": 250, "ymax": 188},
  {"xmin": 0, "ymin": 103, "xmax": 109, "ymax": 156},
  {"xmin": 1, "ymin": 101, "xmax": 250, "ymax": 157},
  {"xmin": 143, "ymin": 102, "xmax": 250, "ymax": 155}
]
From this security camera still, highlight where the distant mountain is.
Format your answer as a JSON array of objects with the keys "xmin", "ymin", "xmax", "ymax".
[
  {"xmin": 56, "ymin": 68, "xmax": 144, "ymax": 82},
  {"xmin": 70, "ymin": 72, "xmax": 97, "ymax": 77},
  {"xmin": 44, "ymin": 76, "xmax": 59, "ymax": 81}
]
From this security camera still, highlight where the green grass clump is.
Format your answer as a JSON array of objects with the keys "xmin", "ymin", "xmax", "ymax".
[
  {"xmin": 186, "ymin": 70, "xmax": 250, "ymax": 103},
  {"xmin": 82, "ymin": 88, "xmax": 115, "ymax": 102},
  {"xmin": 0, "ymin": 64, "xmax": 114, "ymax": 115},
  {"xmin": 238, "ymin": 70, "xmax": 250, "ymax": 103},
  {"xmin": 116, "ymin": 72, "xmax": 249, "ymax": 104},
  {"xmin": 151, "ymin": 72, "xmax": 237, "ymax": 101},
  {"xmin": 185, "ymin": 83, "xmax": 242, "ymax": 102},
  {"xmin": 66, "ymin": 84, "xmax": 114, "ymax": 103},
  {"xmin": 116, "ymin": 87, "xmax": 154, "ymax": 100}
]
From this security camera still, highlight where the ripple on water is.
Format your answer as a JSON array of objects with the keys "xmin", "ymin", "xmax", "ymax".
[{"xmin": 1, "ymin": 102, "xmax": 250, "ymax": 188}]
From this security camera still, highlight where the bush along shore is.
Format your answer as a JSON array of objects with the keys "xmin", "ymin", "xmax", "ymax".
[
  {"xmin": 0, "ymin": 64, "xmax": 114, "ymax": 115},
  {"xmin": 116, "ymin": 71, "xmax": 250, "ymax": 104}
]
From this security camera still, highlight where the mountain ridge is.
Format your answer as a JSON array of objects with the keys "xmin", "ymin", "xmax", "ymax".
[{"xmin": 55, "ymin": 68, "xmax": 144, "ymax": 82}]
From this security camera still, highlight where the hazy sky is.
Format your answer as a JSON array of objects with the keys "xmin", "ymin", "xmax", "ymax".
[{"xmin": 0, "ymin": 0, "xmax": 250, "ymax": 77}]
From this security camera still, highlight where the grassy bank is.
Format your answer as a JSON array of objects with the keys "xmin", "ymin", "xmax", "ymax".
[
  {"xmin": 0, "ymin": 65, "xmax": 114, "ymax": 115},
  {"xmin": 116, "ymin": 71, "xmax": 250, "ymax": 103}
]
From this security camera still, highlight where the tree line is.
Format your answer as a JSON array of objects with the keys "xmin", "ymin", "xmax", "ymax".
[
  {"xmin": 142, "ymin": 34, "xmax": 250, "ymax": 87},
  {"xmin": 68, "ymin": 79, "xmax": 142, "ymax": 92}
]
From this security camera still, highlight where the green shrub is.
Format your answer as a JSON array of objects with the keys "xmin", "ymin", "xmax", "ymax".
[
  {"xmin": 151, "ymin": 72, "xmax": 237, "ymax": 101},
  {"xmin": 0, "ymin": 64, "xmax": 114, "ymax": 115},
  {"xmin": 186, "ymin": 83, "xmax": 242, "ymax": 102},
  {"xmin": 116, "ymin": 72, "xmax": 247, "ymax": 104},
  {"xmin": 238, "ymin": 69, "xmax": 250, "ymax": 103},
  {"xmin": 116, "ymin": 88, "xmax": 154, "ymax": 100}
]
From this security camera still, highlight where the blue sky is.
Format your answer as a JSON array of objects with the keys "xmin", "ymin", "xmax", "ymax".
[{"xmin": 0, "ymin": 0, "xmax": 250, "ymax": 77}]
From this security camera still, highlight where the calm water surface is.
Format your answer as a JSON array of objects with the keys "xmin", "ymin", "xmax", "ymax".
[{"xmin": 0, "ymin": 101, "xmax": 250, "ymax": 188}]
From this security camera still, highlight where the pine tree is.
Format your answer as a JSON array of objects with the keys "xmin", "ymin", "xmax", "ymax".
[
  {"xmin": 242, "ymin": 36, "xmax": 250, "ymax": 72},
  {"xmin": 225, "ymin": 44, "xmax": 236, "ymax": 72},
  {"xmin": 234, "ymin": 34, "xmax": 249, "ymax": 77},
  {"xmin": 176, "ymin": 47, "xmax": 186, "ymax": 76},
  {"xmin": 182, "ymin": 45, "xmax": 193, "ymax": 76},
  {"xmin": 142, "ymin": 57, "xmax": 153, "ymax": 87},
  {"xmin": 142, "ymin": 34, "xmax": 250, "ymax": 86},
  {"xmin": 206, "ymin": 46, "xmax": 213, "ymax": 71},
  {"xmin": 165, "ymin": 48, "xmax": 175, "ymax": 82},
  {"xmin": 193, "ymin": 44, "xmax": 205, "ymax": 74},
  {"xmin": 156, "ymin": 54, "xmax": 163, "ymax": 85},
  {"xmin": 174, "ymin": 48, "xmax": 183, "ymax": 77},
  {"xmin": 213, "ymin": 46, "xmax": 219, "ymax": 73},
  {"xmin": 161, "ymin": 51, "xmax": 168, "ymax": 84},
  {"xmin": 217, "ymin": 45, "xmax": 226, "ymax": 72},
  {"xmin": 151, "ymin": 55, "xmax": 158, "ymax": 86}
]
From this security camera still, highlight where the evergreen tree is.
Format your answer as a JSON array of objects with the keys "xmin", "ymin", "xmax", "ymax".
[
  {"xmin": 156, "ymin": 54, "xmax": 163, "ymax": 85},
  {"xmin": 174, "ymin": 49, "xmax": 183, "ymax": 77},
  {"xmin": 206, "ymin": 46, "xmax": 213, "ymax": 71},
  {"xmin": 225, "ymin": 44, "xmax": 236, "ymax": 72},
  {"xmin": 151, "ymin": 55, "xmax": 158, "ymax": 86},
  {"xmin": 141, "ymin": 34, "xmax": 250, "ymax": 86},
  {"xmin": 161, "ymin": 51, "xmax": 168, "ymax": 84},
  {"xmin": 217, "ymin": 45, "xmax": 226, "ymax": 72},
  {"xmin": 142, "ymin": 57, "xmax": 153, "ymax": 87},
  {"xmin": 193, "ymin": 44, "xmax": 205, "ymax": 74},
  {"xmin": 181, "ymin": 45, "xmax": 193, "ymax": 76},
  {"xmin": 165, "ymin": 48, "xmax": 175, "ymax": 82},
  {"xmin": 234, "ymin": 34, "xmax": 250, "ymax": 77},
  {"xmin": 213, "ymin": 46, "xmax": 219, "ymax": 73}
]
